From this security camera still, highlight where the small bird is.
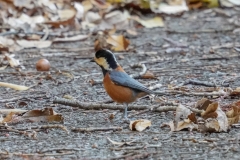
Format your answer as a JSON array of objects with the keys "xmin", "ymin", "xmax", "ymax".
[{"xmin": 92, "ymin": 49, "xmax": 154, "ymax": 119}]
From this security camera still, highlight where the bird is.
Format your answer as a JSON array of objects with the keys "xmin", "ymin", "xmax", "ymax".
[{"xmin": 92, "ymin": 49, "xmax": 155, "ymax": 119}]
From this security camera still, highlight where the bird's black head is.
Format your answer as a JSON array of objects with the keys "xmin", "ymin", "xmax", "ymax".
[{"xmin": 94, "ymin": 49, "xmax": 118, "ymax": 72}]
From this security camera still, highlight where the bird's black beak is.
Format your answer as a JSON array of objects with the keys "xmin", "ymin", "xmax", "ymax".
[{"xmin": 90, "ymin": 58, "xmax": 95, "ymax": 62}]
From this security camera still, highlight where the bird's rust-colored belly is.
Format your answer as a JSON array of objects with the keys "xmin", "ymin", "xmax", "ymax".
[{"xmin": 103, "ymin": 73, "xmax": 136, "ymax": 103}]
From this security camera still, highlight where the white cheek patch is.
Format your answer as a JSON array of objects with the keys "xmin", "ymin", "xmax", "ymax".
[{"xmin": 95, "ymin": 57, "xmax": 111, "ymax": 70}]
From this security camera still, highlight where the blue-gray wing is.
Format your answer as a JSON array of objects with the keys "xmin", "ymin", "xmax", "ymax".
[{"xmin": 109, "ymin": 70, "xmax": 153, "ymax": 94}]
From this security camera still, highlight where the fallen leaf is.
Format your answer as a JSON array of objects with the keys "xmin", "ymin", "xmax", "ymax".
[
  {"xmin": 226, "ymin": 100, "xmax": 240, "ymax": 125},
  {"xmin": 0, "ymin": 82, "xmax": 30, "ymax": 91},
  {"xmin": 151, "ymin": 0, "xmax": 189, "ymax": 14},
  {"xmin": 106, "ymin": 35, "xmax": 130, "ymax": 51},
  {"xmin": 176, "ymin": 118, "xmax": 198, "ymax": 131},
  {"xmin": 1, "ymin": 108, "xmax": 63, "ymax": 124},
  {"xmin": 132, "ymin": 16, "xmax": 164, "ymax": 28},
  {"xmin": 129, "ymin": 119, "xmax": 151, "ymax": 132},
  {"xmin": 201, "ymin": 102, "xmax": 218, "ymax": 119},
  {"xmin": 230, "ymin": 87, "xmax": 240, "ymax": 96},
  {"xmin": 53, "ymin": 35, "xmax": 89, "ymax": 42},
  {"xmin": 5, "ymin": 54, "xmax": 20, "ymax": 68},
  {"xmin": 2, "ymin": 112, "xmax": 15, "ymax": 123},
  {"xmin": 200, "ymin": 102, "xmax": 228, "ymax": 132},
  {"xmin": 195, "ymin": 98, "xmax": 213, "ymax": 110},
  {"xmin": 22, "ymin": 108, "xmax": 57, "ymax": 117},
  {"xmin": 16, "ymin": 40, "xmax": 52, "ymax": 49}
]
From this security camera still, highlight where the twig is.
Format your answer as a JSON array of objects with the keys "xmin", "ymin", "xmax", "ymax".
[
  {"xmin": 184, "ymin": 79, "xmax": 218, "ymax": 87},
  {"xmin": 154, "ymin": 90, "xmax": 226, "ymax": 96},
  {"xmin": 110, "ymin": 144, "xmax": 161, "ymax": 151},
  {"xmin": 40, "ymin": 147, "xmax": 85, "ymax": 153},
  {"xmin": 71, "ymin": 126, "xmax": 122, "ymax": 132},
  {"xmin": 53, "ymin": 97, "xmax": 205, "ymax": 114},
  {"xmin": 165, "ymin": 28, "xmax": 233, "ymax": 34}
]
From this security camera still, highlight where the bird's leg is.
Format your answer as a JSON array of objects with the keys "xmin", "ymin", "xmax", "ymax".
[{"xmin": 123, "ymin": 103, "xmax": 128, "ymax": 120}]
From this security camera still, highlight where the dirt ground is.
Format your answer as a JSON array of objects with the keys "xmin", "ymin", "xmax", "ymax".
[{"xmin": 1, "ymin": 8, "xmax": 240, "ymax": 160}]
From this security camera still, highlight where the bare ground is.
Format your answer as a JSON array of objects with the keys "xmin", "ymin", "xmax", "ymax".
[{"xmin": 1, "ymin": 8, "xmax": 240, "ymax": 160}]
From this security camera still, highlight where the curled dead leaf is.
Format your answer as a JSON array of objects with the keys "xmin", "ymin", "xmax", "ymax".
[
  {"xmin": 201, "ymin": 102, "xmax": 218, "ymax": 119},
  {"xmin": 129, "ymin": 119, "xmax": 151, "ymax": 132},
  {"xmin": 106, "ymin": 35, "xmax": 130, "ymax": 51},
  {"xmin": 226, "ymin": 100, "xmax": 240, "ymax": 125}
]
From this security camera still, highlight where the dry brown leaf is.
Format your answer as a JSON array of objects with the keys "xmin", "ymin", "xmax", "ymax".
[
  {"xmin": 22, "ymin": 108, "xmax": 57, "ymax": 117},
  {"xmin": 106, "ymin": 35, "xmax": 130, "ymax": 51},
  {"xmin": 129, "ymin": 119, "xmax": 151, "ymax": 132},
  {"xmin": 195, "ymin": 98, "xmax": 213, "ymax": 110},
  {"xmin": 53, "ymin": 35, "xmax": 89, "ymax": 42},
  {"xmin": 188, "ymin": 112, "xmax": 197, "ymax": 124},
  {"xmin": 132, "ymin": 16, "xmax": 164, "ymax": 28},
  {"xmin": 176, "ymin": 118, "xmax": 198, "ymax": 131},
  {"xmin": 230, "ymin": 87, "xmax": 240, "ymax": 96},
  {"xmin": 16, "ymin": 40, "xmax": 52, "ymax": 49},
  {"xmin": 200, "ymin": 103, "xmax": 228, "ymax": 132},
  {"xmin": 201, "ymin": 102, "xmax": 218, "ymax": 119},
  {"xmin": 226, "ymin": 101, "xmax": 240, "ymax": 125},
  {"xmin": 25, "ymin": 115, "xmax": 63, "ymax": 122},
  {"xmin": 1, "ymin": 108, "xmax": 63, "ymax": 124},
  {"xmin": 2, "ymin": 112, "xmax": 16, "ymax": 123},
  {"xmin": 0, "ymin": 82, "xmax": 30, "ymax": 91}
]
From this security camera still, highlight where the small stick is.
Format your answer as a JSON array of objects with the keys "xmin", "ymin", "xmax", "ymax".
[{"xmin": 71, "ymin": 126, "xmax": 122, "ymax": 132}]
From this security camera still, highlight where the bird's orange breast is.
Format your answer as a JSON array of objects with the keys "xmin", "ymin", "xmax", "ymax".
[{"xmin": 103, "ymin": 72, "xmax": 136, "ymax": 103}]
